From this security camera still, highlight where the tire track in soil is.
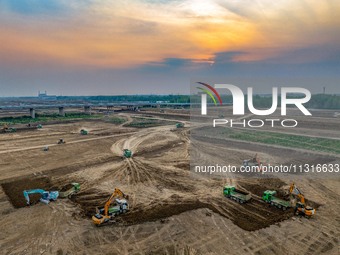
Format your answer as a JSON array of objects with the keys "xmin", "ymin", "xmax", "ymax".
[
  {"xmin": 2, "ymin": 114, "xmax": 338, "ymax": 254},
  {"xmin": 66, "ymin": 122, "xmax": 317, "ymax": 232}
]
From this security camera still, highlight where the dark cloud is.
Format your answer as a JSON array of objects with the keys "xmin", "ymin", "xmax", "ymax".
[
  {"xmin": 213, "ymin": 51, "xmax": 246, "ymax": 64},
  {"xmin": 1, "ymin": 47, "xmax": 339, "ymax": 97},
  {"xmin": 152, "ymin": 58, "xmax": 194, "ymax": 67},
  {"xmin": 139, "ymin": 58, "xmax": 208, "ymax": 73}
]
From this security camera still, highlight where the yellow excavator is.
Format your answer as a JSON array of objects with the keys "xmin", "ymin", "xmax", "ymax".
[
  {"xmin": 92, "ymin": 188, "xmax": 129, "ymax": 226},
  {"xmin": 289, "ymin": 183, "xmax": 315, "ymax": 217}
]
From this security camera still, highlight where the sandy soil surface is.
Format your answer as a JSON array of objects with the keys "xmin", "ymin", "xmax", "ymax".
[{"xmin": 0, "ymin": 111, "xmax": 339, "ymax": 255}]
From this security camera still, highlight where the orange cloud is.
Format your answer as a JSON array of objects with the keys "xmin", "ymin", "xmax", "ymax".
[{"xmin": 0, "ymin": 0, "xmax": 339, "ymax": 68}]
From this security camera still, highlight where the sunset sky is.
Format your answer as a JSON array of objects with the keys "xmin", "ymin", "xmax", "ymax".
[{"xmin": 0, "ymin": 0, "xmax": 339, "ymax": 96}]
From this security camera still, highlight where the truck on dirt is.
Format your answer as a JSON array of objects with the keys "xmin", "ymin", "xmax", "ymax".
[
  {"xmin": 96, "ymin": 198, "xmax": 128, "ymax": 217},
  {"xmin": 243, "ymin": 153, "xmax": 262, "ymax": 171},
  {"xmin": 262, "ymin": 190, "xmax": 291, "ymax": 210},
  {"xmin": 6, "ymin": 127, "xmax": 17, "ymax": 133},
  {"xmin": 80, "ymin": 129, "xmax": 88, "ymax": 135},
  {"xmin": 57, "ymin": 138, "xmax": 66, "ymax": 144},
  {"xmin": 223, "ymin": 185, "xmax": 251, "ymax": 203},
  {"xmin": 176, "ymin": 123, "xmax": 184, "ymax": 128},
  {"xmin": 59, "ymin": 183, "xmax": 81, "ymax": 198},
  {"xmin": 92, "ymin": 188, "xmax": 129, "ymax": 226},
  {"xmin": 1, "ymin": 124, "xmax": 16, "ymax": 133},
  {"xmin": 123, "ymin": 149, "xmax": 132, "ymax": 158}
]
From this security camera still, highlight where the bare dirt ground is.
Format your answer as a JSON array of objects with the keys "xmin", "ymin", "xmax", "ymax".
[{"xmin": 0, "ymin": 110, "xmax": 339, "ymax": 255}]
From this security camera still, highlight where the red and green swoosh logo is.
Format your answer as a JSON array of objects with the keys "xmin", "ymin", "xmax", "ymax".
[{"xmin": 196, "ymin": 82, "xmax": 223, "ymax": 106}]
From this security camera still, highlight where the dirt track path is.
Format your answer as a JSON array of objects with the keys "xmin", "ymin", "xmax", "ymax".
[
  {"xmin": 0, "ymin": 131, "xmax": 136, "ymax": 155},
  {"xmin": 0, "ymin": 114, "xmax": 339, "ymax": 254}
]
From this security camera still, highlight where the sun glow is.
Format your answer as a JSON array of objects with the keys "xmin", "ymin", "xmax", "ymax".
[
  {"xmin": 184, "ymin": 0, "xmax": 226, "ymax": 17},
  {"xmin": 0, "ymin": 0, "xmax": 338, "ymax": 68}
]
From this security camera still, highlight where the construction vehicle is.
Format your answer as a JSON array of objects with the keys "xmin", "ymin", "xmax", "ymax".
[
  {"xmin": 123, "ymin": 149, "xmax": 132, "ymax": 158},
  {"xmin": 59, "ymin": 183, "xmax": 81, "ymax": 198},
  {"xmin": 23, "ymin": 189, "xmax": 59, "ymax": 206},
  {"xmin": 262, "ymin": 190, "xmax": 291, "ymax": 210},
  {"xmin": 92, "ymin": 188, "xmax": 129, "ymax": 226},
  {"xmin": 6, "ymin": 127, "xmax": 16, "ymax": 133},
  {"xmin": 176, "ymin": 123, "xmax": 184, "ymax": 128},
  {"xmin": 289, "ymin": 183, "xmax": 315, "ymax": 217},
  {"xmin": 1, "ymin": 124, "xmax": 16, "ymax": 133},
  {"xmin": 223, "ymin": 185, "xmax": 251, "ymax": 203},
  {"xmin": 243, "ymin": 153, "xmax": 261, "ymax": 167},
  {"xmin": 80, "ymin": 129, "xmax": 88, "ymax": 135},
  {"xmin": 57, "ymin": 138, "xmax": 66, "ymax": 144},
  {"xmin": 1, "ymin": 124, "xmax": 8, "ymax": 131}
]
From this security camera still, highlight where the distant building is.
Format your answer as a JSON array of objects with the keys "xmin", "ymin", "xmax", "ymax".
[{"xmin": 38, "ymin": 91, "xmax": 57, "ymax": 100}]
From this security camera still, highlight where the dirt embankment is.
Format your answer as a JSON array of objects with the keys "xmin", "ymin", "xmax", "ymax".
[
  {"xmin": 60, "ymin": 184, "xmax": 74, "ymax": 192},
  {"xmin": 1, "ymin": 177, "xmax": 53, "ymax": 207},
  {"xmin": 69, "ymin": 176, "xmax": 313, "ymax": 232}
]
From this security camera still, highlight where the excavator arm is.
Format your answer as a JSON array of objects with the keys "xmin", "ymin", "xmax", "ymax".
[
  {"xmin": 103, "ymin": 188, "xmax": 126, "ymax": 216},
  {"xmin": 297, "ymin": 194, "xmax": 305, "ymax": 204},
  {"xmin": 289, "ymin": 183, "xmax": 304, "ymax": 203},
  {"xmin": 23, "ymin": 189, "xmax": 46, "ymax": 205},
  {"xmin": 256, "ymin": 156, "xmax": 262, "ymax": 171},
  {"xmin": 289, "ymin": 183, "xmax": 302, "ymax": 196},
  {"xmin": 251, "ymin": 153, "xmax": 262, "ymax": 171},
  {"xmin": 289, "ymin": 183, "xmax": 305, "ymax": 204},
  {"xmin": 23, "ymin": 189, "xmax": 59, "ymax": 205}
]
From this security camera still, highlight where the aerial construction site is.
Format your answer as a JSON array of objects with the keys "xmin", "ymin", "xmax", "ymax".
[
  {"xmin": 0, "ymin": 103, "xmax": 339, "ymax": 255},
  {"xmin": 1, "ymin": 0, "xmax": 340, "ymax": 254}
]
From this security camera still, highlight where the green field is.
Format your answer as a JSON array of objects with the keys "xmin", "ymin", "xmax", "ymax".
[
  {"xmin": 0, "ymin": 113, "xmax": 102, "ymax": 125},
  {"xmin": 106, "ymin": 116, "xmax": 127, "ymax": 125},
  {"xmin": 206, "ymin": 127, "xmax": 340, "ymax": 154},
  {"xmin": 124, "ymin": 117, "xmax": 176, "ymax": 128}
]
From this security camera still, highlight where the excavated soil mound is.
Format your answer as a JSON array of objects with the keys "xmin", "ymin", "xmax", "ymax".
[
  {"xmin": 121, "ymin": 200, "xmax": 205, "ymax": 225},
  {"xmin": 70, "ymin": 189, "xmax": 108, "ymax": 217},
  {"xmin": 1, "ymin": 176, "xmax": 52, "ymax": 208},
  {"xmin": 239, "ymin": 178, "xmax": 287, "ymax": 198},
  {"xmin": 239, "ymin": 179, "xmax": 321, "ymax": 209},
  {"xmin": 72, "ymin": 188, "xmax": 296, "ymax": 231},
  {"xmin": 120, "ymin": 198, "xmax": 295, "ymax": 231},
  {"xmin": 60, "ymin": 184, "xmax": 74, "ymax": 192}
]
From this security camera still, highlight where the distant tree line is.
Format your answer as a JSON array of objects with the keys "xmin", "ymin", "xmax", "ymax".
[
  {"xmin": 57, "ymin": 95, "xmax": 190, "ymax": 103},
  {"xmin": 56, "ymin": 94, "xmax": 340, "ymax": 109},
  {"xmin": 305, "ymin": 94, "xmax": 340, "ymax": 109},
  {"xmin": 191, "ymin": 93, "xmax": 340, "ymax": 110}
]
